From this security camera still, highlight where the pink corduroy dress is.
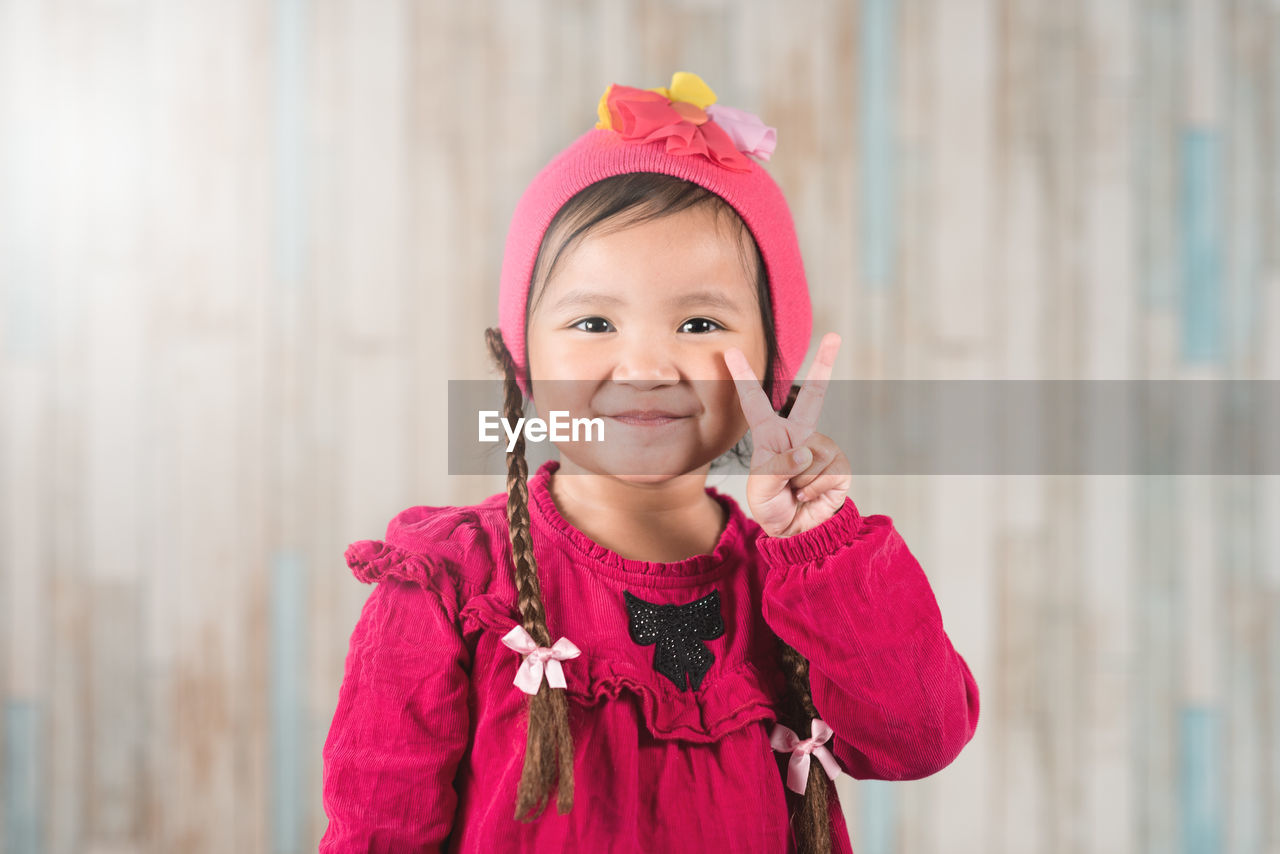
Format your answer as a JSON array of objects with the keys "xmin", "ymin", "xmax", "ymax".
[{"xmin": 319, "ymin": 459, "xmax": 980, "ymax": 853}]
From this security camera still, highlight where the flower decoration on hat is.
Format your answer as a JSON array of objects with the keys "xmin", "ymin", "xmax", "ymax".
[{"xmin": 595, "ymin": 71, "xmax": 777, "ymax": 173}]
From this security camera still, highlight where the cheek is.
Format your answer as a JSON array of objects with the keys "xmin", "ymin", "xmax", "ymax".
[
  {"xmin": 747, "ymin": 332, "xmax": 768, "ymax": 382},
  {"xmin": 528, "ymin": 325, "xmax": 608, "ymax": 374},
  {"xmin": 710, "ymin": 380, "xmax": 748, "ymax": 433},
  {"xmin": 526, "ymin": 335, "xmax": 596, "ymax": 411},
  {"xmin": 525, "ymin": 323, "xmax": 552, "ymax": 367},
  {"xmin": 525, "ymin": 327, "xmax": 578, "ymax": 382}
]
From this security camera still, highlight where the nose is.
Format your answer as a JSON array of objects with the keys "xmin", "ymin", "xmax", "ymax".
[{"xmin": 610, "ymin": 333, "xmax": 680, "ymax": 388}]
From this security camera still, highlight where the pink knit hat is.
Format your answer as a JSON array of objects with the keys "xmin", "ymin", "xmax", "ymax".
[{"xmin": 498, "ymin": 73, "xmax": 811, "ymax": 411}]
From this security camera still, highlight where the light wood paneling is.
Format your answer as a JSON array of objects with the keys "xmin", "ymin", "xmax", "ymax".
[{"xmin": 2, "ymin": 1, "xmax": 1277, "ymax": 853}]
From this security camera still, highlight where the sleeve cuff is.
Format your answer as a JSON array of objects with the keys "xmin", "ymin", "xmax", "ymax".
[{"xmin": 755, "ymin": 496, "xmax": 866, "ymax": 566}]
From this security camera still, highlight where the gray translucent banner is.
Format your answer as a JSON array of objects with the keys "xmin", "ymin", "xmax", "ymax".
[{"xmin": 447, "ymin": 380, "xmax": 1280, "ymax": 475}]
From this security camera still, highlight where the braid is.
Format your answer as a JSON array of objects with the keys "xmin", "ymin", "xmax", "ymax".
[
  {"xmin": 776, "ymin": 637, "xmax": 834, "ymax": 854},
  {"xmin": 772, "ymin": 382, "xmax": 834, "ymax": 851},
  {"xmin": 485, "ymin": 327, "xmax": 576, "ymax": 821}
]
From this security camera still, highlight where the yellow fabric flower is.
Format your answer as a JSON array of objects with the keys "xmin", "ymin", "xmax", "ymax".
[
  {"xmin": 596, "ymin": 84, "xmax": 615, "ymax": 130},
  {"xmin": 667, "ymin": 72, "xmax": 716, "ymax": 109}
]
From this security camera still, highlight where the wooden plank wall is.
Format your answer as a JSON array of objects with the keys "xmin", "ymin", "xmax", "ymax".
[{"xmin": 1, "ymin": 1, "xmax": 1277, "ymax": 852}]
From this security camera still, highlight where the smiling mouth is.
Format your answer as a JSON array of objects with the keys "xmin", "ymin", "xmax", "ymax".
[{"xmin": 607, "ymin": 412, "xmax": 691, "ymax": 426}]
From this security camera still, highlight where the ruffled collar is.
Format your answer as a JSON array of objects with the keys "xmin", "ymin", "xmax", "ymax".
[{"xmin": 527, "ymin": 459, "xmax": 749, "ymax": 583}]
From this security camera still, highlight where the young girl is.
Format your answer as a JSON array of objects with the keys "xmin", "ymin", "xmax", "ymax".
[{"xmin": 320, "ymin": 72, "xmax": 979, "ymax": 854}]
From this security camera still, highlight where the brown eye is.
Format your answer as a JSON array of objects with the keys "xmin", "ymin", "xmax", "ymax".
[
  {"xmin": 572, "ymin": 317, "xmax": 614, "ymax": 333},
  {"xmin": 680, "ymin": 317, "xmax": 723, "ymax": 334}
]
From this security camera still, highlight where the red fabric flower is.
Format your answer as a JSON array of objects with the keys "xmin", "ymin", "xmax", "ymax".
[{"xmin": 599, "ymin": 83, "xmax": 754, "ymax": 173}]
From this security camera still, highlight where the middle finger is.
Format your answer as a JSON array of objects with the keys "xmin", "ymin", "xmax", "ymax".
[{"xmin": 786, "ymin": 333, "xmax": 841, "ymax": 440}]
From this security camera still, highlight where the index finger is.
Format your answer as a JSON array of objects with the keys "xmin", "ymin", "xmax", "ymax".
[
  {"xmin": 786, "ymin": 333, "xmax": 841, "ymax": 438},
  {"xmin": 722, "ymin": 347, "xmax": 776, "ymax": 429}
]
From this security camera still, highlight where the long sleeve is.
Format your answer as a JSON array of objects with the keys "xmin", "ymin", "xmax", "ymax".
[
  {"xmin": 757, "ymin": 497, "xmax": 979, "ymax": 781},
  {"xmin": 319, "ymin": 577, "xmax": 473, "ymax": 853}
]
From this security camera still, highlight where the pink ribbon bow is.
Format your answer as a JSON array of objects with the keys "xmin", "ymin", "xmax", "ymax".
[
  {"xmin": 769, "ymin": 719, "xmax": 842, "ymax": 795},
  {"xmin": 501, "ymin": 625, "xmax": 581, "ymax": 695}
]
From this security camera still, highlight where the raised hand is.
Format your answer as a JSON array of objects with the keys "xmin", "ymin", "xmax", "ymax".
[{"xmin": 722, "ymin": 333, "xmax": 852, "ymax": 537}]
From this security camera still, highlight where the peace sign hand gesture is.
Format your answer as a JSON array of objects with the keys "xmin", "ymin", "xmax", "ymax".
[{"xmin": 723, "ymin": 333, "xmax": 853, "ymax": 538}]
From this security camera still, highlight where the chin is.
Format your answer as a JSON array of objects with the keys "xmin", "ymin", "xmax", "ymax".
[
  {"xmin": 608, "ymin": 471, "xmax": 688, "ymax": 485},
  {"xmin": 557, "ymin": 444, "xmax": 721, "ymax": 480}
]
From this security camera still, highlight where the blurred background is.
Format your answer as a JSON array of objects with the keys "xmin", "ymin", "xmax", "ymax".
[{"xmin": 2, "ymin": 0, "xmax": 1278, "ymax": 852}]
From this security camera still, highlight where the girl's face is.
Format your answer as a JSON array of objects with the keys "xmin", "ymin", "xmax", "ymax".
[{"xmin": 526, "ymin": 203, "xmax": 769, "ymax": 482}]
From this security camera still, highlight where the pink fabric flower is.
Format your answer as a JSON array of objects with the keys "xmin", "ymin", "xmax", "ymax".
[{"xmin": 706, "ymin": 103, "xmax": 776, "ymax": 161}]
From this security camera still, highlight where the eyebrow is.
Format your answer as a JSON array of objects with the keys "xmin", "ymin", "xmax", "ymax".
[
  {"xmin": 550, "ymin": 289, "xmax": 625, "ymax": 312},
  {"xmin": 550, "ymin": 288, "xmax": 746, "ymax": 314},
  {"xmin": 672, "ymin": 289, "xmax": 746, "ymax": 313}
]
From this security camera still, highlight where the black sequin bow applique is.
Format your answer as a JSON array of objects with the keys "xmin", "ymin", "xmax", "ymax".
[{"xmin": 623, "ymin": 590, "xmax": 726, "ymax": 692}]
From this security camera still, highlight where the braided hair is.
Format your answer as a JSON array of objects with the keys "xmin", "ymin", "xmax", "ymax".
[{"xmin": 486, "ymin": 172, "xmax": 834, "ymax": 852}]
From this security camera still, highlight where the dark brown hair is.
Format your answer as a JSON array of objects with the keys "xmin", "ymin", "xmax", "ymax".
[{"xmin": 485, "ymin": 172, "xmax": 830, "ymax": 852}]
